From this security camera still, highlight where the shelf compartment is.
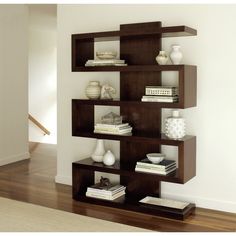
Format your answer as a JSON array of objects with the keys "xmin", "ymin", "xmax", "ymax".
[
  {"xmin": 74, "ymin": 194, "xmax": 195, "ymax": 220},
  {"xmin": 72, "ymin": 25, "xmax": 197, "ymax": 42},
  {"xmin": 73, "ymin": 157, "xmax": 180, "ymax": 183}
]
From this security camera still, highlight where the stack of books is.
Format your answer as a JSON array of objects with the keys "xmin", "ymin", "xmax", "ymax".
[
  {"xmin": 85, "ymin": 59, "xmax": 127, "ymax": 67},
  {"xmin": 86, "ymin": 183, "xmax": 126, "ymax": 201},
  {"xmin": 141, "ymin": 86, "xmax": 179, "ymax": 103},
  {"xmin": 94, "ymin": 123, "xmax": 132, "ymax": 135},
  {"xmin": 135, "ymin": 158, "xmax": 177, "ymax": 175}
]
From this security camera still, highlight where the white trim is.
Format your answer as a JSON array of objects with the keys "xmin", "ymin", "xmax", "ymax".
[
  {"xmin": 55, "ymin": 175, "xmax": 72, "ymax": 185},
  {"xmin": 0, "ymin": 152, "xmax": 30, "ymax": 166},
  {"xmin": 162, "ymin": 192, "xmax": 236, "ymax": 213}
]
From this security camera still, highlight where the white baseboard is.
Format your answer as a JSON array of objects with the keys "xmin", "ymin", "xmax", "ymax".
[
  {"xmin": 54, "ymin": 174, "xmax": 236, "ymax": 213},
  {"xmin": 162, "ymin": 192, "xmax": 236, "ymax": 213},
  {"xmin": 55, "ymin": 175, "xmax": 72, "ymax": 185},
  {"xmin": 0, "ymin": 152, "xmax": 30, "ymax": 166}
]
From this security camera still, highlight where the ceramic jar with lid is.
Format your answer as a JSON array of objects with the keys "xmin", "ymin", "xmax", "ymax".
[{"xmin": 165, "ymin": 110, "xmax": 186, "ymax": 139}]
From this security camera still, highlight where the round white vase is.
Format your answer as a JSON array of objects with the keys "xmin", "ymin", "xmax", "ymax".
[
  {"xmin": 170, "ymin": 45, "xmax": 183, "ymax": 65},
  {"xmin": 165, "ymin": 110, "xmax": 186, "ymax": 139},
  {"xmin": 91, "ymin": 139, "xmax": 105, "ymax": 162},
  {"xmin": 103, "ymin": 150, "xmax": 115, "ymax": 166},
  {"xmin": 156, "ymin": 51, "xmax": 168, "ymax": 65},
  {"xmin": 85, "ymin": 81, "xmax": 101, "ymax": 99}
]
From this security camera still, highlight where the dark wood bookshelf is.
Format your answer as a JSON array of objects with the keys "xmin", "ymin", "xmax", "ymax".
[{"xmin": 72, "ymin": 21, "xmax": 197, "ymax": 220}]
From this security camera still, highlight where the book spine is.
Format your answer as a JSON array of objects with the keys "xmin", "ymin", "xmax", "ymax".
[
  {"xmin": 95, "ymin": 123, "xmax": 129, "ymax": 128},
  {"xmin": 136, "ymin": 164, "xmax": 176, "ymax": 171},
  {"xmin": 136, "ymin": 162, "xmax": 176, "ymax": 169},
  {"xmin": 145, "ymin": 87, "xmax": 178, "ymax": 96},
  {"xmin": 86, "ymin": 191, "xmax": 125, "ymax": 200},
  {"xmin": 94, "ymin": 127, "xmax": 132, "ymax": 132},
  {"xmin": 135, "ymin": 167, "xmax": 176, "ymax": 175},
  {"xmin": 94, "ymin": 130, "xmax": 132, "ymax": 135},
  {"xmin": 87, "ymin": 188, "xmax": 126, "ymax": 196},
  {"xmin": 141, "ymin": 98, "xmax": 177, "ymax": 103}
]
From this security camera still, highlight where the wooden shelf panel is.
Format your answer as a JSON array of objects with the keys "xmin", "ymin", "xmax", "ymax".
[
  {"xmin": 73, "ymin": 158, "xmax": 181, "ymax": 183},
  {"xmin": 73, "ymin": 64, "xmax": 195, "ymax": 72},
  {"xmin": 74, "ymin": 194, "xmax": 195, "ymax": 220},
  {"xmin": 72, "ymin": 129, "xmax": 195, "ymax": 146},
  {"xmin": 73, "ymin": 99, "xmax": 181, "ymax": 108},
  {"xmin": 72, "ymin": 25, "xmax": 197, "ymax": 41}
]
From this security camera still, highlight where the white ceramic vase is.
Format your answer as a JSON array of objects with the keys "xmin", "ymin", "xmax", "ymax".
[
  {"xmin": 103, "ymin": 150, "xmax": 115, "ymax": 166},
  {"xmin": 170, "ymin": 45, "xmax": 183, "ymax": 65},
  {"xmin": 91, "ymin": 139, "xmax": 105, "ymax": 162},
  {"xmin": 156, "ymin": 51, "xmax": 168, "ymax": 65},
  {"xmin": 165, "ymin": 110, "xmax": 186, "ymax": 139},
  {"xmin": 85, "ymin": 81, "xmax": 101, "ymax": 99}
]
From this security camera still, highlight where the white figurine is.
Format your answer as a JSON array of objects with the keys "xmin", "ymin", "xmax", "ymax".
[{"xmin": 100, "ymin": 84, "xmax": 116, "ymax": 100}]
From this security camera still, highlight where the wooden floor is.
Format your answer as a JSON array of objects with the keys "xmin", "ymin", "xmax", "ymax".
[{"xmin": 0, "ymin": 149, "xmax": 235, "ymax": 232}]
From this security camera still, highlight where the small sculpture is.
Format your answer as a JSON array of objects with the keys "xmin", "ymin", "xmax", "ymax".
[
  {"xmin": 101, "ymin": 112, "xmax": 122, "ymax": 125},
  {"xmin": 99, "ymin": 176, "xmax": 110, "ymax": 187},
  {"xmin": 100, "ymin": 84, "xmax": 116, "ymax": 100}
]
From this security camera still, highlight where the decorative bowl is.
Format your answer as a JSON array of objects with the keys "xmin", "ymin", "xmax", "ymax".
[
  {"xmin": 146, "ymin": 153, "xmax": 165, "ymax": 164},
  {"xmin": 96, "ymin": 51, "xmax": 117, "ymax": 60}
]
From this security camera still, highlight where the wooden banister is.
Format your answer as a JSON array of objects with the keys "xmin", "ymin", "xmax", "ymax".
[{"xmin": 28, "ymin": 114, "xmax": 50, "ymax": 135}]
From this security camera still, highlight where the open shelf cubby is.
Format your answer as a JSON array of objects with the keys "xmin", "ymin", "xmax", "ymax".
[{"xmin": 71, "ymin": 21, "xmax": 197, "ymax": 220}]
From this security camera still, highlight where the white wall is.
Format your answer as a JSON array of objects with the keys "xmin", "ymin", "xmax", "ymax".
[
  {"xmin": 28, "ymin": 5, "xmax": 57, "ymax": 144},
  {"xmin": 0, "ymin": 5, "xmax": 29, "ymax": 165},
  {"xmin": 57, "ymin": 4, "xmax": 236, "ymax": 213}
]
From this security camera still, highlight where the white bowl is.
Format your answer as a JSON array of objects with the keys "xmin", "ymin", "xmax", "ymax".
[
  {"xmin": 96, "ymin": 51, "xmax": 117, "ymax": 60},
  {"xmin": 146, "ymin": 153, "xmax": 165, "ymax": 164}
]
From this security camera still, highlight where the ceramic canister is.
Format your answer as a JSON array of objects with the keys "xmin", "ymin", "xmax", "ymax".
[{"xmin": 85, "ymin": 81, "xmax": 101, "ymax": 99}]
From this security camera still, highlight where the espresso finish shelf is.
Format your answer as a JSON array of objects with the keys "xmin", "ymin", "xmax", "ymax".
[
  {"xmin": 73, "ymin": 64, "xmax": 195, "ymax": 72},
  {"xmin": 72, "ymin": 21, "xmax": 197, "ymax": 221},
  {"xmin": 73, "ymin": 129, "xmax": 195, "ymax": 146},
  {"xmin": 73, "ymin": 194, "xmax": 195, "ymax": 220},
  {"xmin": 72, "ymin": 25, "xmax": 197, "ymax": 41},
  {"xmin": 73, "ymin": 158, "xmax": 181, "ymax": 183}
]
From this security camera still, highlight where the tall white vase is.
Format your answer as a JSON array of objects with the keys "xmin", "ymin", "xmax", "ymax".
[
  {"xmin": 170, "ymin": 45, "xmax": 183, "ymax": 65},
  {"xmin": 91, "ymin": 139, "xmax": 105, "ymax": 162},
  {"xmin": 165, "ymin": 110, "xmax": 186, "ymax": 139}
]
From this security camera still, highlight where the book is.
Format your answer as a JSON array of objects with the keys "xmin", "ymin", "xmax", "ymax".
[
  {"xmin": 87, "ymin": 183, "xmax": 125, "ymax": 194},
  {"xmin": 87, "ymin": 187, "xmax": 126, "ymax": 196},
  {"xmin": 141, "ymin": 96, "xmax": 178, "ymax": 103},
  {"xmin": 135, "ymin": 166, "xmax": 176, "ymax": 175},
  {"xmin": 86, "ymin": 190, "xmax": 125, "ymax": 200},
  {"xmin": 86, "ymin": 59, "xmax": 125, "ymax": 64},
  {"xmin": 136, "ymin": 158, "xmax": 176, "ymax": 169},
  {"xmin": 94, "ymin": 124, "xmax": 131, "ymax": 132},
  {"xmin": 94, "ymin": 130, "xmax": 132, "ymax": 135},
  {"xmin": 95, "ymin": 123, "xmax": 129, "ymax": 128},
  {"xmin": 145, "ymin": 86, "xmax": 178, "ymax": 96},
  {"xmin": 136, "ymin": 163, "xmax": 176, "ymax": 171},
  {"xmin": 94, "ymin": 126, "xmax": 132, "ymax": 132},
  {"xmin": 142, "ymin": 95, "xmax": 178, "ymax": 99},
  {"xmin": 141, "ymin": 98, "xmax": 178, "ymax": 103}
]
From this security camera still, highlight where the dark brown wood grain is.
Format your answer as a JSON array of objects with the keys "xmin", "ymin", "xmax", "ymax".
[{"xmin": 71, "ymin": 21, "xmax": 198, "ymax": 220}]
